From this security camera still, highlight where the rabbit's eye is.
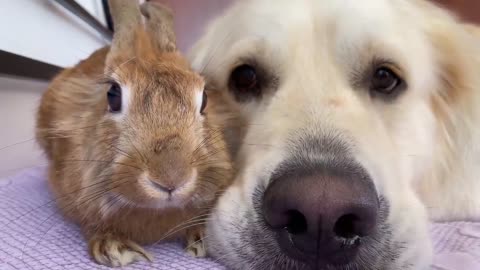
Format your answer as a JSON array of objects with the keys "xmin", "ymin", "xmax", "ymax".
[
  {"xmin": 107, "ymin": 83, "xmax": 122, "ymax": 113},
  {"xmin": 200, "ymin": 91, "xmax": 207, "ymax": 114}
]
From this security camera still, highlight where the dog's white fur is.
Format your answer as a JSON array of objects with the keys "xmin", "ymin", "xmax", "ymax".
[{"xmin": 189, "ymin": 0, "xmax": 480, "ymax": 269}]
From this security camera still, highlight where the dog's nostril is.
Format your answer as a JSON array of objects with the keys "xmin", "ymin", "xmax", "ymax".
[
  {"xmin": 285, "ymin": 210, "xmax": 308, "ymax": 234},
  {"xmin": 334, "ymin": 214, "xmax": 361, "ymax": 239}
]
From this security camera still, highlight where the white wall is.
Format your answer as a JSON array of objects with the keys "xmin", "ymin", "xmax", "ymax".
[
  {"xmin": 0, "ymin": 0, "xmax": 108, "ymax": 67},
  {"xmin": 0, "ymin": 0, "xmax": 236, "ymax": 66},
  {"xmin": 0, "ymin": 76, "xmax": 48, "ymax": 178}
]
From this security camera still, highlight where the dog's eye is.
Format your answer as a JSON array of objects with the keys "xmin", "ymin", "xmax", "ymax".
[
  {"xmin": 230, "ymin": 64, "xmax": 258, "ymax": 93},
  {"xmin": 228, "ymin": 62, "xmax": 277, "ymax": 102},
  {"xmin": 200, "ymin": 91, "xmax": 207, "ymax": 114},
  {"xmin": 371, "ymin": 67, "xmax": 401, "ymax": 95},
  {"xmin": 107, "ymin": 82, "xmax": 122, "ymax": 113}
]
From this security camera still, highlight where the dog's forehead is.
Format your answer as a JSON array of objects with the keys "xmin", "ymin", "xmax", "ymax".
[
  {"xmin": 201, "ymin": 0, "xmax": 418, "ymax": 69},
  {"xmin": 233, "ymin": 0, "xmax": 402, "ymax": 40},
  {"xmin": 192, "ymin": 0, "xmax": 433, "ymax": 99}
]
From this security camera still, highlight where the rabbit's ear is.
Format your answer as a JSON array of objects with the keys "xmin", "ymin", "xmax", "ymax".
[
  {"xmin": 140, "ymin": 1, "xmax": 177, "ymax": 52},
  {"xmin": 107, "ymin": 0, "xmax": 142, "ymax": 57}
]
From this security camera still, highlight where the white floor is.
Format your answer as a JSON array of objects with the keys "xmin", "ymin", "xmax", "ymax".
[{"xmin": 0, "ymin": 76, "xmax": 48, "ymax": 178}]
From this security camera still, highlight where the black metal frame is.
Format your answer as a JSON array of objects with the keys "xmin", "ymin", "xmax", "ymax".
[
  {"xmin": 52, "ymin": 0, "xmax": 113, "ymax": 41},
  {"xmin": 0, "ymin": 50, "xmax": 62, "ymax": 81},
  {"xmin": 102, "ymin": 0, "xmax": 114, "ymax": 32}
]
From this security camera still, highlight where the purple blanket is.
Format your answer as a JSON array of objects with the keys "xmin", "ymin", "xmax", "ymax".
[{"xmin": 0, "ymin": 167, "xmax": 479, "ymax": 270}]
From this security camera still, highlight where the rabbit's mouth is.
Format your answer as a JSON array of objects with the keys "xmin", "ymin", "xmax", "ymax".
[
  {"xmin": 137, "ymin": 170, "xmax": 199, "ymax": 209},
  {"xmin": 105, "ymin": 166, "xmax": 201, "ymax": 211}
]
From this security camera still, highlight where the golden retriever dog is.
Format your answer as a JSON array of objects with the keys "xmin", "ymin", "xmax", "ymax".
[{"xmin": 188, "ymin": 0, "xmax": 480, "ymax": 269}]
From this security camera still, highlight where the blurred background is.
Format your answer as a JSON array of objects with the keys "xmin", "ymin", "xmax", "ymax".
[{"xmin": 0, "ymin": 0, "xmax": 477, "ymax": 178}]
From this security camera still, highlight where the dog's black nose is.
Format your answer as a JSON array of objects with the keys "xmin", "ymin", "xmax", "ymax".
[{"xmin": 262, "ymin": 162, "xmax": 379, "ymax": 266}]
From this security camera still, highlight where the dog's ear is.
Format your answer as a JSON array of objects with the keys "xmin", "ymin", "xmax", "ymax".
[
  {"xmin": 425, "ymin": 6, "xmax": 480, "ymax": 173},
  {"xmin": 419, "ymin": 1, "xmax": 480, "ymax": 108},
  {"xmin": 413, "ymin": 1, "xmax": 479, "ymax": 103},
  {"xmin": 462, "ymin": 23, "xmax": 480, "ymax": 38},
  {"xmin": 427, "ymin": 21, "xmax": 479, "ymax": 112}
]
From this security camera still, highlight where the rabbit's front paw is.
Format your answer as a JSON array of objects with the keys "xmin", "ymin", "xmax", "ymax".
[
  {"xmin": 89, "ymin": 234, "xmax": 152, "ymax": 267},
  {"xmin": 185, "ymin": 227, "xmax": 207, "ymax": 257}
]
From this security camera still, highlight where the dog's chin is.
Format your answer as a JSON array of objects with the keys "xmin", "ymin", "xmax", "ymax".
[
  {"xmin": 206, "ymin": 211, "xmax": 386, "ymax": 270},
  {"xmin": 206, "ymin": 185, "xmax": 431, "ymax": 270}
]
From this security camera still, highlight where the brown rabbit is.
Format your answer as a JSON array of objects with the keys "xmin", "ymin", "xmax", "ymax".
[{"xmin": 36, "ymin": 0, "xmax": 232, "ymax": 267}]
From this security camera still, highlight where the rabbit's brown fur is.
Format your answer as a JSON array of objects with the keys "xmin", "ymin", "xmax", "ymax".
[{"xmin": 36, "ymin": 1, "xmax": 232, "ymax": 267}]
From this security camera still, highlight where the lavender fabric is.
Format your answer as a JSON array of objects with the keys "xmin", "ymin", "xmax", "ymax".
[{"xmin": 0, "ymin": 167, "xmax": 479, "ymax": 270}]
